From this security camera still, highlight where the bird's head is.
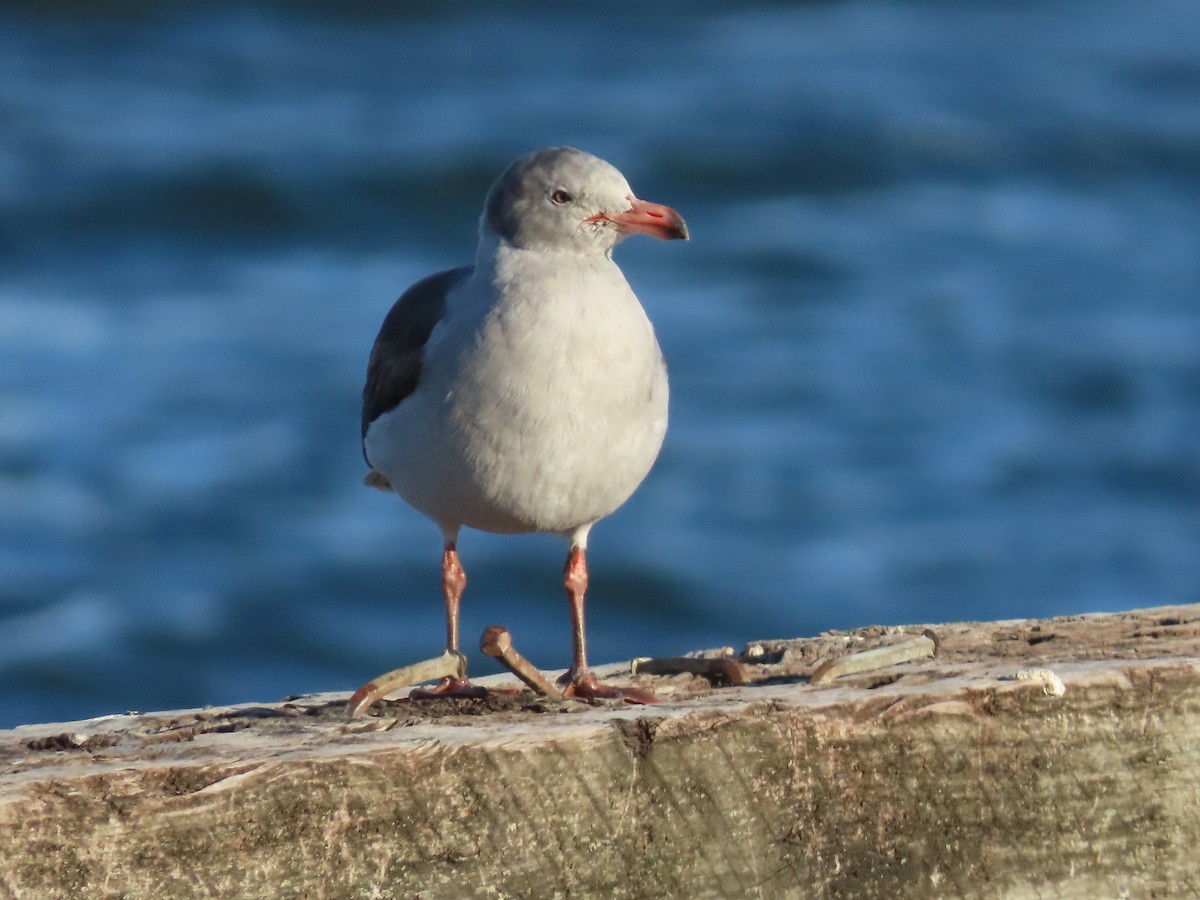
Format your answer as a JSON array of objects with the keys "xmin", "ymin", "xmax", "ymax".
[{"xmin": 481, "ymin": 146, "xmax": 689, "ymax": 256}]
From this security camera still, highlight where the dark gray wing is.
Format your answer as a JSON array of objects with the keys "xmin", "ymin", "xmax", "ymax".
[{"xmin": 361, "ymin": 266, "xmax": 472, "ymax": 457}]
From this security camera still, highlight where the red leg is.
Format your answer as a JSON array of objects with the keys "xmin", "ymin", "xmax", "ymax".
[
  {"xmin": 348, "ymin": 539, "xmax": 508, "ymax": 714},
  {"xmin": 410, "ymin": 542, "xmax": 488, "ymax": 699},
  {"xmin": 559, "ymin": 545, "xmax": 657, "ymax": 705},
  {"xmin": 442, "ymin": 544, "xmax": 466, "ymax": 654},
  {"xmin": 566, "ymin": 544, "xmax": 589, "ymax": 674}
]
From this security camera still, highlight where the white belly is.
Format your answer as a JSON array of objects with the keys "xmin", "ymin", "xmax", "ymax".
[{"xmin": 364, "ymin": 255, "xmax": 669, "ymax": 535}]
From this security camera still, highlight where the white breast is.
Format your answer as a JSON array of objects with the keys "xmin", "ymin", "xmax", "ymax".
[{"xmin": 364, "ymin": 245, "xmax": 669, "ymax": 536}]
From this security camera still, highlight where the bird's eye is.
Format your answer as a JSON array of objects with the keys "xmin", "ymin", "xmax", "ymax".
[{"xmin": 550, "ymin": 189, "xmax": 572, "ymax": 205}]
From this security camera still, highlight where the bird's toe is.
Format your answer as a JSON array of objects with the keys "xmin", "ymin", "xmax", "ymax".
[{"xmin": 560, "ymin": 670, "xmax": 658, "ymax": 705}]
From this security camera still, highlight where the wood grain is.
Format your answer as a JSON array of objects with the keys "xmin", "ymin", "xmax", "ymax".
[{"xmin": 3, "ymin": 604, "xmax": 1199, "ymax": 898}]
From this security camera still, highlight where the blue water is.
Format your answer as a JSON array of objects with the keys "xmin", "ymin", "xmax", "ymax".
[{"xmin": 2, "ymin": 1, "xmax": 1198, "ymax": 728}]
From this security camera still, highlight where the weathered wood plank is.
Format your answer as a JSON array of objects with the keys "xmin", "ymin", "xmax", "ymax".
[{"xmin": 2, "ymin": 604, "xmax": 1199, "ymax": 898}]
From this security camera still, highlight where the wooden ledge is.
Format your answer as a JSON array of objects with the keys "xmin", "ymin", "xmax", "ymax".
[{"xmin": 3, "ymin": 604, "xmax": 1199, "ymax": 898}]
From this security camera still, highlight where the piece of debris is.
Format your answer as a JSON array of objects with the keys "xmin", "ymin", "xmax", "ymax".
[
  {"xmin": 346, "ymin": 649, "xmax": 465, "ymax": 717},
  {"xmin": 809, "ymin": 632, "xmax": 938, "ymax": 684},
  {"xmin": 630, "ymin": 656, "xmax": 748, "ymax": 686},
  {"xmin": 1009, "ymin": 668, "xmax": 1067, "ymax": 697},
  {"xmin": 480, "ymin": 626, "xmax": 563, "ymax": 699}
]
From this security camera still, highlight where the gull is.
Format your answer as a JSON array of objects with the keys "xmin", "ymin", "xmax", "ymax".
[{"xmin": 349, "ymin": 146, "xmax": 688, "ymax": 713}]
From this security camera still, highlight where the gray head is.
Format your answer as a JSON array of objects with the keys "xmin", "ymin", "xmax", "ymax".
[{"xmin": 482, "ymin": 146, "xmax": 688, "ymax": 255}]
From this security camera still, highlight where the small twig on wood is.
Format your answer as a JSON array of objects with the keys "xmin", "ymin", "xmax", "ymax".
[
  {"xmin": 480, "ymin": 626, "xmax": 563, "ymax": 699},
  {"xmin": 631, "ymin": 656, "xmax": 748, "ymax": 686},
  {"xmin": 809, "ymin": 631, "xmax": 938, "ymax": 684},
  {"xmin": 346, "ymin": 650, "xmax": 465, "ymax": 717}
]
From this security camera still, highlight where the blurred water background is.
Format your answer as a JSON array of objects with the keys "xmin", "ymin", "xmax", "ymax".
[{"xmin": 1, "ymin": 0, "xmax": 1198, "ymax": 728}]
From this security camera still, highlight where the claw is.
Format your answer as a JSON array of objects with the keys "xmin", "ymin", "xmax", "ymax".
[
  {"xmin": 409, "ymin": 677, "xmax": 490, "ymax": 700},
  {"xmin": 560, "ymin": 670, "xmax": 658, "ymax": 705}
]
